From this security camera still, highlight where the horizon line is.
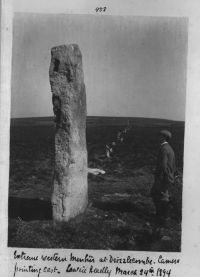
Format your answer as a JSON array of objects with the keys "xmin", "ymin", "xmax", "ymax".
[{"xmin": 10, "ymin": 115, "xmax": 185, "ymax": 123}]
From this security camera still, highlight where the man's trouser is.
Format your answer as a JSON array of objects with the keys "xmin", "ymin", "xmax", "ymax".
[{"xmin": 151, "ymin": 181, "xmax": 170, "ymax": 225}]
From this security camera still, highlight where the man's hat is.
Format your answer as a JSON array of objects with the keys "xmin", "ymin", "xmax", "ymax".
[{"xmin": 160, "ymin": 130, "xmax": 172, "ymax": 139}]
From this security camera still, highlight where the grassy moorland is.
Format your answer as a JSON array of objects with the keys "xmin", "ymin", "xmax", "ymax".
[{"xmin": 8, "ymin": 116, "xmax": 184, "ymax": 251}]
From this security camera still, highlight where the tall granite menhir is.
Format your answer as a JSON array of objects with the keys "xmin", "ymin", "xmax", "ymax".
[{"xmin": 49, "ymin": 44, "xmax": 88, "ymax": 222}]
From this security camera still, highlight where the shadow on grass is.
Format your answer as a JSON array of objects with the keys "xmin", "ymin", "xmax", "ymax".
[
  {"xmin": 93, "ymin": 199, "xmax": 152, "ymax": 219},
  {"xmin": 93, "ymin": 200, "xmax": 135, "ymax": 212},
  {"xmin": 8, "ymin": 196, "xmax": 52, "ymax": 221}
]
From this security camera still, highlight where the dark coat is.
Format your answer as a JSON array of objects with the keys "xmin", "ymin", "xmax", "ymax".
[{"xmin": 153, "ymin": 142, "xmax": 176, "ymax": 194}]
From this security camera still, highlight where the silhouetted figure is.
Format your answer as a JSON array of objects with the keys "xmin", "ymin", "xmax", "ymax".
[{"xmin": 151, "ymin": 130, "xmax": 176, "ymax": 226}]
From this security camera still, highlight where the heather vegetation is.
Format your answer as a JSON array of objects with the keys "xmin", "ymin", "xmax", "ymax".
[{"xmin": 8, "ymin": 117, "xmax": 184, "ymax": 251}]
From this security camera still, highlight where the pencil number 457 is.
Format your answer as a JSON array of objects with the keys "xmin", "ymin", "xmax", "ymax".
[{"xmin": 95, "ymin": 7, "xmax": 107, "ymax": 12}]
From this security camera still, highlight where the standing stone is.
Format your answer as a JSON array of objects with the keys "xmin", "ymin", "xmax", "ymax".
[{"xmin": 49, "ymin": 44, "xmax": 88, "ymax": 222}]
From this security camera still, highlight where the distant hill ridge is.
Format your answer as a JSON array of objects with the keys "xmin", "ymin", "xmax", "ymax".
[{"xmin": 10, "ymin": 116, "xmax": 184, "ymax": 127}]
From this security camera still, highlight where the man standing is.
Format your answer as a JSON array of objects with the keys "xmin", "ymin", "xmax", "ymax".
[{"xmin": 151, "ymin": 130, "xmax": 176, "ymax": 225}]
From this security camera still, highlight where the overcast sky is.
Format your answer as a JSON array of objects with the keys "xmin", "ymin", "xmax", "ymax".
[{"xmin": 11, "ymin": 13, "xmax": 188, "ymax": 120}]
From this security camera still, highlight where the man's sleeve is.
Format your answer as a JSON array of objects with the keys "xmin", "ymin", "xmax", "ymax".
[
  {"xmin": 161, "ymin": 148, "xmax": 168, "ymax": 175},
  {"xmin": 161, "ymin": 148, "xmax": 171, "ymax": 189}
]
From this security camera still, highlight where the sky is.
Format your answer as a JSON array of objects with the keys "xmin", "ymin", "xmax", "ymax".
[{"xmin": 11, "ymin": 13, "xmax": 188, "ymax": 120}]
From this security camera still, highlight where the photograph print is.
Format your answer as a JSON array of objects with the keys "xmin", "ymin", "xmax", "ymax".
[{"xmin": 8, "ymin": 13, "xmax": 188, "ymax": 251}]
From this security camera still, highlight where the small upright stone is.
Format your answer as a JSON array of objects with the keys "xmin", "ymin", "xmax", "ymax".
[{"xmin": 49, "ymin": 44, "xmax": 88, "ymax": 222}]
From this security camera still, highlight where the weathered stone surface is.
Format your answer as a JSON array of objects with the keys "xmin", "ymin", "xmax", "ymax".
[{"xmin": 49, "ymin": 44, "xmax": 87, "ymax": 222}]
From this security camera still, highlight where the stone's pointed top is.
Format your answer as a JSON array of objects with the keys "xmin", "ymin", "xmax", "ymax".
[
  {"xmin": 49, "ymin": 44, "xmax": 83, "ymax": 76},
  {"xmin": 51, "ymin": 44, "xmax": 80, "ymax": 53}
]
